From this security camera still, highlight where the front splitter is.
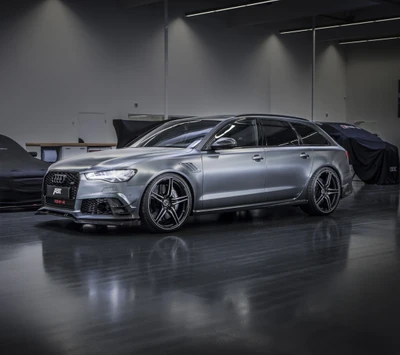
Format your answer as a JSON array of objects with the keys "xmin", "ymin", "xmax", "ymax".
[{"xmin": 36, "ymin": 209, "xmax": 140, "ymax": 227}]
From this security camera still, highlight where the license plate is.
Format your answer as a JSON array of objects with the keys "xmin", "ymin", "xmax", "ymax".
[
  {"xmin": 47, "ymin": 185, "xmax": 70, "ymax": 199},
  {"xmin": 45, "ymin": 197, "xmax": 75, "ymax": 208}
]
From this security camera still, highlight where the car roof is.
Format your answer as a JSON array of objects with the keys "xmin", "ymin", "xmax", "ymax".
[
  {"xmin": 170, "ymin": 114, "xmax": 309, "ymax": 124},
  {"xmin": 316, "ymin": 121, "xmax": 348, "ymax": 125},
  {"xmin": 237, "ymin": 114, "xmax": 309, "ymax": 121}
]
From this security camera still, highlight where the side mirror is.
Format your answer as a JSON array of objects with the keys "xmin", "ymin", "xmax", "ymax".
[
  {"xmin": 29, "ymin": 151, "xmax": 38, "ymax": 158},
  {"xmin": 210, "ymin": 137, "xmax": 237, "ymax": 150}
]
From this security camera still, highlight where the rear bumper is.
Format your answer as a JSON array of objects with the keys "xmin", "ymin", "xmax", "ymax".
[{"xmin": 342, "ymin": 182, "xmax": 353, "ymax": 198}]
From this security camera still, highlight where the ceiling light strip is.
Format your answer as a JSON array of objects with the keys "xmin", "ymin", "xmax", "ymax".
[
  {"xmin": 280, "ymin": 16, "xmax": 400, "ymax": 35},
  {"xmin": 339, "ymin": 36, "xmax": 400, "ymax": 45},
  {"xmin": 186, "ymin": 0, "xmax": 280, "ymax": 18}
]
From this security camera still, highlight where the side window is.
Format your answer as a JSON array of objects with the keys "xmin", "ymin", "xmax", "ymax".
[
  {"xmin": 292, "ymin": 123, "xmax": 330, "ymax": 146},
  {"xmin": 260, "ymin": 120, "xmax": 299, "ymax": 147},
  {"xmin": 213, "ymin": 118, "xmax": 258, "ymax": 148}
]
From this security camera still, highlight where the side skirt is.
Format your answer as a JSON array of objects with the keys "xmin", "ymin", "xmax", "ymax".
[{"xmin": 193, "ymin": 199, "xmax": 308, "ymax": 215}]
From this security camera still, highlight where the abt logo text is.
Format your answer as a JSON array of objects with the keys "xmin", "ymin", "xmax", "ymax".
[{"xmin": 53, "ymin": 188, "xmax": 63, "ymax": 195}]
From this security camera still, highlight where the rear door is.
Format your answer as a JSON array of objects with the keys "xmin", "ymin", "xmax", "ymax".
[{"xmin": 259, "ymin": 118, "xmax": 314, "ymax": 202}]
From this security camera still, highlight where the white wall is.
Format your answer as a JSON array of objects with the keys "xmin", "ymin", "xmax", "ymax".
[
  {"xmin": 315, "ymin": 43, "xmax": 347, "ymax": 122},
  {"xmin": 0, "ymin": 0, "xmax": 165, "ymax": 147},
  {"xmin": 346, "ymin": 42, "xmax": 400, "ymax": 148},
  {"xmin": 0, "ymin": 0, "xmax": 118, "ymax": 146},
  {"xmin": 266, "ymin": 35, "xmax": 347, "ymax": 122},
  {"xmin": 0, "ymin": 0, "xmax": 347, "ymax": 148},
  {"xmin": 168, "ymin": 17, "xmax": 270, "ymax": 116}
]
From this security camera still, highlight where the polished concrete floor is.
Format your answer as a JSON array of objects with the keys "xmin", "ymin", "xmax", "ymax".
[{"xmin": 1, "ymin": 182, "xmax": 400, "ymax": 354}]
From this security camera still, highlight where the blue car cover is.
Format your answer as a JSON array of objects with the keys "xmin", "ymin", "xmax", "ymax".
[{"xmin": 317, "ymin": 122, "xmax": 399, "ymax": 185}]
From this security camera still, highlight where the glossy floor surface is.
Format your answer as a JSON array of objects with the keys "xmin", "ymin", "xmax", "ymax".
[{"xmin": 1, "ymin": 182, "xmax": 400, "ymax": 355}]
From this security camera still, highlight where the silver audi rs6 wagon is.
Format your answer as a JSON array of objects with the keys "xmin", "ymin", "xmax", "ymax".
[{"xmin": 37, "ymin": 115, "xmax": 353, "ymax": 232}]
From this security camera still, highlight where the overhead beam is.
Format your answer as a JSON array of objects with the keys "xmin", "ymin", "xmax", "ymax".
[
  {"xmin": 339, "ymin": 35, "xmax": 400, "ymax": 44},
  {"xmin": 185, "ymin": 0, "xmax": 280, "ymax": 18},
  {"xmin": 280, "ymin": 15, "xmax": 400, "ymax": 35}
]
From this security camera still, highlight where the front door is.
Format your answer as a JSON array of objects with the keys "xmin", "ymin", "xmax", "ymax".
[{"xmin": 201, "ymin": 118, "xmax": 266, "ymax": 210}]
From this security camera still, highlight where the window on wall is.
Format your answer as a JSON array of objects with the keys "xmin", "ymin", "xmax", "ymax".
[
  {"xmin": 259, "ymin": 119, "xmax": 299, "ymax": 147},
  {"xmin": 292, "ymin": 123, "xmax": 330, "ymax": 146},
  {"xmin": 213, "ymin": 118, "xmax": 258, "ymax": 148}
]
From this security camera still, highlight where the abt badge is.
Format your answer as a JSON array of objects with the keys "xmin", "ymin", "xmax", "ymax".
[{"xmin": 53, "ymin": 188, "xmax": 63, "ymax": 195}]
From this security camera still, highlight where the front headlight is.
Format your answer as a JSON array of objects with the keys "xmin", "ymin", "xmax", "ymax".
[{"xmin": 85, "ymin": 170, "xmax": 137, "ymax": 183}]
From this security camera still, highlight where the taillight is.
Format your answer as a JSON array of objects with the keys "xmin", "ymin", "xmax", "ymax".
[{"xmin": 345, "ymin": 150, "xmax": 349, "ymax": 161}]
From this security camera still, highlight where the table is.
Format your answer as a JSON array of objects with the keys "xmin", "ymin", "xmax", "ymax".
[{"xmin": 26, "ymin": 143, "xmax": 117, "ymax": 162}]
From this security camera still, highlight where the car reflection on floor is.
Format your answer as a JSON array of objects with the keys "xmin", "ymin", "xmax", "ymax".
[{"xmin": 38, "ymin": 215, "xmax": 351, "ymax": 340}]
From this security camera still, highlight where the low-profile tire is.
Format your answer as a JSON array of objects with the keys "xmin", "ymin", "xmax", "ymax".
[
  {"xmin": 301, "ymin": 167, "xmax": 341, "ymax": 216},
  {"xmin": 140, "ymin": 173, "xmax": 193, "ymax": 233}
]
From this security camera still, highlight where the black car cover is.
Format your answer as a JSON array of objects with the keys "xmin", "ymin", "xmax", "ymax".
[
  {"xmin": 113, "ymin": 120, "xmax": 165, "ymax": 148},
  {"xmin": 317, "ymin": 122, "xmax": 399, "ymax": 185},
  {"xmin": 0, "ymin": 134, "xmax": 50, "ymax": 207},
  {"xmin": 113, "ymin": 117, "xmax": 191, "ymax": 148}
]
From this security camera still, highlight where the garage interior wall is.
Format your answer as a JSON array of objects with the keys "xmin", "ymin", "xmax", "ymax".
[
  {"xmin": 0, "ymin": 0, "xmax": 359, "ymax": 148},
  {"xmin": 346, "ymin": 42, "xmax": 400, "ymax": 149}
]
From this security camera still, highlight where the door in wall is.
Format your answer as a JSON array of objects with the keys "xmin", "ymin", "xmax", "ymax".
[{"xmin": 77, "ymin": 113, "xmax": 116, "ymax": 143}]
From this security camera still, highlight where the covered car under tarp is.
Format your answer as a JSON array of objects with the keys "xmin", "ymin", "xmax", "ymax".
[
  {"xmin": 113, "ymin": 120, "xmax": 166, "ymax": 148},
  {"xmin": 0, "ymin": 134, "xmax": 50, "ymax": 207},
  {"xmin": 113, "ymin": 117, "xmax": 191, "ymax": 148},
  {"xmin": 317, "ymin": 122, "xmax": 399, "ymax": 185}
]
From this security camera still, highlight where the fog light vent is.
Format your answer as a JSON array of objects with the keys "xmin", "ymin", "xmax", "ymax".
[{"xmin": 81, "ymin": 199, "xmax": 112, "ymax": 215}]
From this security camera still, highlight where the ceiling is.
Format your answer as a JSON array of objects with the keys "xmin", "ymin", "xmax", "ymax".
[{"xmin": 122, "ymin": 0, "xmax": 400, "ymax": 41}]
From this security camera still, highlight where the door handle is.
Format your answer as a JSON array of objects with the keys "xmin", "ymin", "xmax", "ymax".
[
  {"xmin": 300, "ymin": 152, "xmax": 310, "ymax": 159},
  {"xmin": 252, "ymin": 155, "xmax": 264, "ymax": 162}
]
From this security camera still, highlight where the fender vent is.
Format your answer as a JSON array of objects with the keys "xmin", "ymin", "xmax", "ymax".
[{"xmin": 181, "ymin": 162, "xmax": 201, "ymax": 173}]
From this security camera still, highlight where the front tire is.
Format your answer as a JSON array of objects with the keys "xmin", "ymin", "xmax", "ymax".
[
  {"xmin": 140, "ymin": 173, "xmax": 193, "ymax": 233},
  {"xmin": 301, "ymin": 167, "xmax": 341, "ymax": 216}
]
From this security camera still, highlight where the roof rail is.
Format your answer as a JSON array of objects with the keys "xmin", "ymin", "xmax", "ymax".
[{"xmin": 235, "ymin": 113, "xmax": 309, "ymax": 121}]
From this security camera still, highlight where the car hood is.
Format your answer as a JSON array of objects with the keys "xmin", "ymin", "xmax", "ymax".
[{"xmin": 49, "ymin": 147, "xmax": 188, "ymax": 172}]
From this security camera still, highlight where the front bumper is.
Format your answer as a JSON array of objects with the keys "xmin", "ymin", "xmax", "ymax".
[
  {"xmin": 37, "ymin": 174, "xmax": 144, "ymax": 225},
  {"xmin": 36, "ymin": 208, "xmax": 140, "ymax": 226}
]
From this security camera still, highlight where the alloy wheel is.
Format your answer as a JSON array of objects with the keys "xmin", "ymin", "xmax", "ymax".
[
  {"xmin": 147, "ymin": 176, "xmax": 191, "ymax": 231},
  {"xmin": 313, "ymin": 169, "xmax": 341, "ymax": 214}
]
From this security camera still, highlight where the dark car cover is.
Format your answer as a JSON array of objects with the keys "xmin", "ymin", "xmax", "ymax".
[
  {"xmin": 113, "ymin": 117, "xmax": 191, "ymax": 148},
  {"xmin": 113, "ymin": 120, "xmax": 165, "ymax": 148},
  {"xmin": 317, "ymin": 122, "xmax": 399, "ymax": 185},
  {"xmin": 0, "ymin": 134, "xmax": 50, "ymax": 207}
]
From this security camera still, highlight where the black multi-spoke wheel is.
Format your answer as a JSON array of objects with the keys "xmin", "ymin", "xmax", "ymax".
[
  {"xmin": 140, "ymin": 174, "xmax": 192, "ymax": 233},
  {"xmin": 301, "ymin": 168, "xmax": 341, "ymax": 216}
]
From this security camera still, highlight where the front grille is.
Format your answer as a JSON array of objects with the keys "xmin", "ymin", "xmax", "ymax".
[
  {"xmin": 81, "ymin": 199, "xmax": 113, "ymax": 215},
  {"xmin": 43, "ymin": 171, "xmax": 80, "ymax": 207}
]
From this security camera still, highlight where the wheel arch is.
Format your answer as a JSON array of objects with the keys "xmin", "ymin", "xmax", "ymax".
[
  {"xmin": 303, "ymin": 164, "xmax": 342, "ymax": 200},
  {"xmin": 138, "ymin": 170, "xmax": 196, "ymax": 218}
]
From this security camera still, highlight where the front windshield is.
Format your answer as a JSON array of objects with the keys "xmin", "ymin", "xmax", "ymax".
[{"xmin": 132, "ymin": 119, "xmax": 221, "ymax": 148}]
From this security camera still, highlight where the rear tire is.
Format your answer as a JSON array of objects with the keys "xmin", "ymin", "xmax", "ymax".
[
  {"xmin": 140, "ymin": 173, "xmax": 193, "ymax": 233},
  {"xmin": 301, "ymin": 167, "xmax": 341, "ymax": 216}
]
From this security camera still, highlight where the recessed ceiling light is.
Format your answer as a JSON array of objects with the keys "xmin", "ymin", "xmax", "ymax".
[{"xmin": 186, "ymin": 0, "xmax": 280, "ymax": 18}]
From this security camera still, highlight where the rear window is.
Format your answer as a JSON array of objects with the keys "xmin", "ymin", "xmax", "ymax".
[
  {"xmin": 292, "ymin": 123, "xmax": 330, "ymax": 146},
  {"xmin": 260, "ymin": 120, "xmax": 299, "ymax": 147}
]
